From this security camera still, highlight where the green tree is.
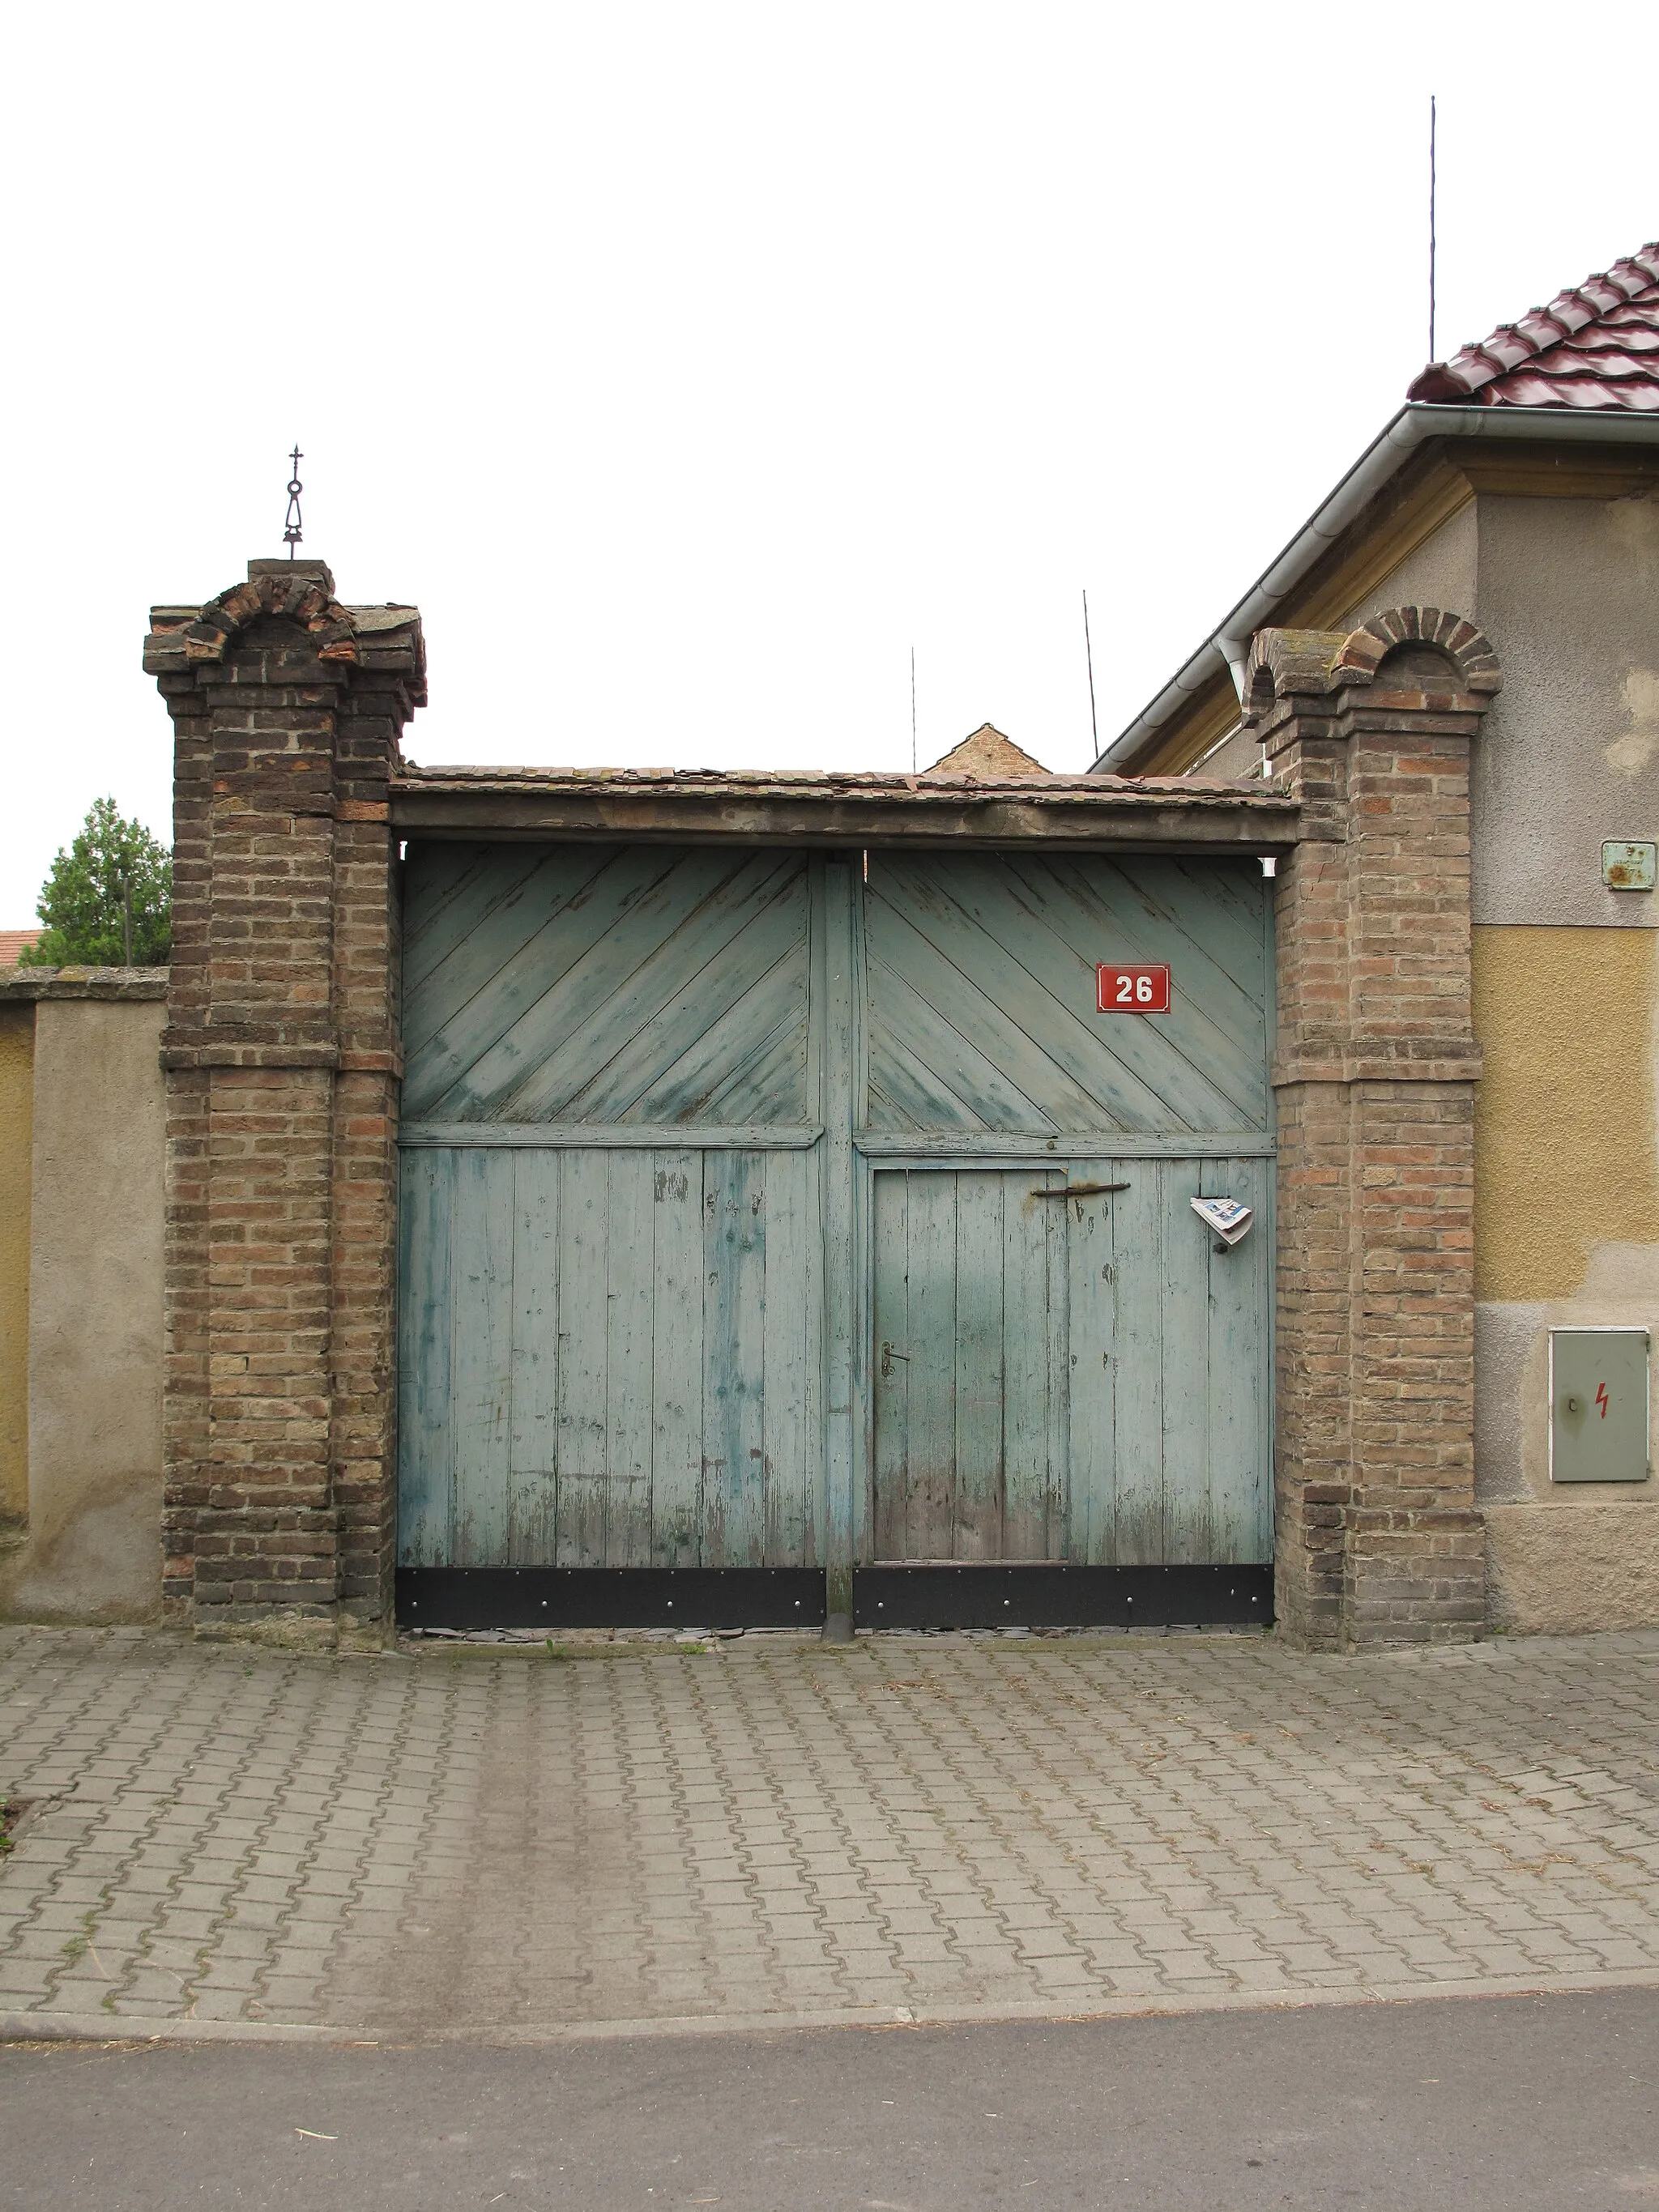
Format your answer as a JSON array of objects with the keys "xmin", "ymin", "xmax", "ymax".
[{"xmin": 19, "ymin": 798, "xmax": 172, "ymax": 967}]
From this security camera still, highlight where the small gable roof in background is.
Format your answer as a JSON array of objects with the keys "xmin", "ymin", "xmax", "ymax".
[
  {"xmin": 0, "ymin": 930, "xmax": 41, "ymax": 968},
  {"xmin": 923, "ymin": 723, "xmax": 1051, "ymax": 778},
  {"xmin": 1410, "ymin": 243, "xmax": 1659, "ymax": 410}
]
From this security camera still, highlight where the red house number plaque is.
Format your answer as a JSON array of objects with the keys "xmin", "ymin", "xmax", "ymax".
[{"xmin": 1098, "ymin": 963, "xmax": 1171, "ymax": 1014}]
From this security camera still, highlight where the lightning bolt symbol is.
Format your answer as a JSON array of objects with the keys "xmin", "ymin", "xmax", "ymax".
[{"xmin": 1597, "ymin": 1382, "xmax": 1610, "ymax": 1420}]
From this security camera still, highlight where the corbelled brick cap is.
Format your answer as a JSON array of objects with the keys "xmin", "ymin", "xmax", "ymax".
[
  {"xmin": 144, "ymin": 560, "xmax": 426, "ymax": 699},
  {"xmin": 1243, "ymin": 607, "xmax": 1502, "ymax": 714}
]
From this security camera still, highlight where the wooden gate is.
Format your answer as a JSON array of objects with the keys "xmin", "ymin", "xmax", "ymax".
[{"xmin": 395, "ymin": 841, "xmax": 1273, "ymax": 1628}]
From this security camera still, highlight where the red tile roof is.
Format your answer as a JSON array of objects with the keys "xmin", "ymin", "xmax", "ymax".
[
  {"xmin": 1409, "ymin": 245, "xmax": 1659, "ymax": 409},
  {"xmin": 0, "ymin": 929, "xmax": 41, "ymax": 967}
]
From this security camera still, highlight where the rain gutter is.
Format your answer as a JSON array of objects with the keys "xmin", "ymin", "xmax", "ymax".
[{"xmin": 1094, "ymin": 403, "xmax": 1659, "ymax": 774}]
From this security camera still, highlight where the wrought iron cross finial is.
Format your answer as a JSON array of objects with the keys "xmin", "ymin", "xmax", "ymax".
[{"xmin": 284, "ymin": 446, "xmax": 304, "ymax": 558}]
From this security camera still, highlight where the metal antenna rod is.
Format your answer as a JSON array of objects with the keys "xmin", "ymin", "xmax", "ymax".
[
  {"xmin": 911, "ymin": 646, "xmax": 917, "ymax": 775},
  {"xmin": 284, "ymin": 446, "xmax": 305, "ymax": 559},
  {"xmin": 1428, "ymin": 96, "xmax": 1438, "ymax": 363},
  {"xmin": 1082, "ymin": 589, "xmax": 1099, "ymax": 761}
]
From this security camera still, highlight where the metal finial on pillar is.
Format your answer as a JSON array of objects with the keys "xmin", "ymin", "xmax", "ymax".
[{"xmin": 284, "ymin": 446, "xmax": 305, "ymax": 559}]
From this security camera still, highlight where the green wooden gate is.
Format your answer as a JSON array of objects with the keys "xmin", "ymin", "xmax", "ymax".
[{"xmin": 396, "ymin": 842, "xmax": 1274, "ymax": 1626}]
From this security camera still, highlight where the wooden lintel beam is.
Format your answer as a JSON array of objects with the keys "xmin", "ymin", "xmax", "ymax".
[{"xmin": 388, "ymin": 790, "xmax": 1301, "ymax": 850}]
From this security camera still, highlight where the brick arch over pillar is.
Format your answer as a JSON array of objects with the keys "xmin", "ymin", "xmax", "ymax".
[{"xmin": 1248, "ymin": 607, "xmax": 1501, "ymax": 1650}]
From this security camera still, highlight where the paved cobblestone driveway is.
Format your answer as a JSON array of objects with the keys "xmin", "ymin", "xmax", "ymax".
[{"xmin": 4, "ymin": 1626, "xmax": 1659, "ymax": 2040}]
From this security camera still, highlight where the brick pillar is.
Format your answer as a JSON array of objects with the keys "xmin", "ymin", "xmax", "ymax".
[
  {"xmin": 1248, "ymin": 609, "xmax": 1501, "ymax": 1649},
  {"xmin": 145, "ymin": 562, "xmax": 424, "ymax": 1643}
]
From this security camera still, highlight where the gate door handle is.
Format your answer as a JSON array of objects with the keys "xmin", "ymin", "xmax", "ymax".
[
  {"xmin": 1030, "ymin": 1181, "xmax": 1131, "ymax": 1198},
  {"xmin": 881, "ymin": 1340, "xmax": 911, "ymax": 1379}
]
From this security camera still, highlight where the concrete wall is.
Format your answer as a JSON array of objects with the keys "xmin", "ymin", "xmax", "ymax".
[
  {"xmin": 0, "ymin": 977, "xmax": 167, "ymax": 1623},
  {"xmin": 1463, "ymin": 491, "xmax": 1659, "ymax": 1632}
]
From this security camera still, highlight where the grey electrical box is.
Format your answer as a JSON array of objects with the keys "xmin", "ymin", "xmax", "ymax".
[{"xmin": 1550, "ymin": 1328, "xmax": 1651, "ymax": 1483}]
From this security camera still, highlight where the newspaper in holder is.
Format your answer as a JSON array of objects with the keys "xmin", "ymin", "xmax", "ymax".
[{"xmin": 1192, "ymin": 1195, "xmax": 1254, "ymax": 1247}]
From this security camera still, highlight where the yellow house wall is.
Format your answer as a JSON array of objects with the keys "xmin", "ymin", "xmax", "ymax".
[{"xmin": 0, "ymin": 1004, "xmax": 33, "ymax": 1532}]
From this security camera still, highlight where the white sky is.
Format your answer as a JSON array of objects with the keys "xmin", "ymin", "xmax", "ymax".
[{"xmin": 4, "ymin": 2, "xmax": 1657, "ymax": 917}]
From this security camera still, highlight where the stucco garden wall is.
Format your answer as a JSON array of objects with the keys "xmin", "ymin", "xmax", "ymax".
[{"xmin": 0, "ymin": 975, "xmax": 167, "ymax": 1623}]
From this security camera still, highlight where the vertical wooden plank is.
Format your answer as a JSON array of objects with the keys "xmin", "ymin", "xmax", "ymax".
[
  {"xmin": 820, "ymin": 859, "xmax": 859, "ymax": 1594},
  {"xmin": 1205, "ymin": 1155, "xmax": 1271, "ymax": 1563},
  {"xmin": 1065, "ymin": 1163, "xmax": 1117, "ymax": 1565},
  {"xmin": 1107, "ymin": 1158, "xmax": 1162, "ymax": 1564},
  {"xmin": 1160, "ymin": 1157, "xmax": 1212, "ymax": 1563},
  {"xmin": 555, "ymin": 1149, "xmax": 610, "ymax": 1566},
  {"xmin": 397, "ymin": 1149, "xmax": 455, "ymax": 1566},
  {"xmin": 702, "ymin": 1149, "xmax": 767, "ymax": 1565},
  {"xmin": 871, "ymin": 1170, "xmax": 910, "ymax": 1561},
  {"xmin": 905, "ymin": 1171, "xmax": 957, "ymax": 1559},
  {"xmin": 604, "ymin": 1149, "xmax": 655, "ymax": 1566},
  {"xmin": 762, "ymin": 1145, "xmax": 816, "ymax": 1565},
  {"xmin": 448, "ymin": 1147, "xmax": 514, "ymax": 1566},
  {"xmin": 1044, "ymin": 1170, "xmax": 1071, "ymax": 1560},
  {"xmin": 507, "ymin": 1149, "xmax": 560, "ymax": 1563},
  {"xmin": 1000, "ymin": 1171, "xmax": 1052, "ymax": 1560},
  {"xmin": 953, "ymin": 1174, "xmax": 1004, "ymax": 1559},
  {"xmin": 650, "ymin": 1149, "xmax": 705, "ymax": 1566}
]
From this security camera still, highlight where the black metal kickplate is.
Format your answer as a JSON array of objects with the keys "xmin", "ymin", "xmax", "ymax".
[
  {"xmin": 853, "ymin": 1563, "xmax": 1273, "ymax": 1630},
  {"xmin": 397, "ymin": 1566, "xmax": 827, "ymax": 1632}
]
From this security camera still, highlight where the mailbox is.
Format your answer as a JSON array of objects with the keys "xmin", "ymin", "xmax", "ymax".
[{"xmin": 1549, "ymin": 1328, "xmax": 1651, "ymax": 1483}]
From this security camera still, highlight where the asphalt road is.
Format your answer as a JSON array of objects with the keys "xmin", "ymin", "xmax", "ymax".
[{"xmin": 2, "ymin": 1988, "xmax": 1657, "ymax": 2210}]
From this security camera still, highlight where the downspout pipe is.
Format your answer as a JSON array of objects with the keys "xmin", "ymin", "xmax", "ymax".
[{"xmin": 1093, "ymin": 403, "xmax": 1659, "ymax": 776}]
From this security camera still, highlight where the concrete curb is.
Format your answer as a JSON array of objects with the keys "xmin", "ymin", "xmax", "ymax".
[{"xmin": 8, "ymin": 1966, "xmax": 1659, "ymax": 2050}]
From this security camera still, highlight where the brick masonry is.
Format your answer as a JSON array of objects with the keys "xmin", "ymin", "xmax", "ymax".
[
  {"xmin": 145, "ymin": 563, "xmax": 424, "ymax": 1643},
  {"xmin": 1248, "ymin": 608, "xmax": 1502, "ymax": 1648}
]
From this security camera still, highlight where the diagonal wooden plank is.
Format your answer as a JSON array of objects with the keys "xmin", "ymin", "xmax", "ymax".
[
  {"xmin": 403, "ymin": 842, "xmax": 583, "ymax": 1009},
  {"xmin": 697, "ymin": 1006, "xmax": 811, "ymax": 1127},
  {"xmin": 871, "ymin": 871, "xmax": 1172, "ymax": 1131},
  {"xmin": 440, "ymin": 850, "xmax": 777, "ymax": 1123},
  {"xmin": 1011, "ymin": 855, "xmax": 1269, "ymax": 1125},
  {"xmin": 865, "ymin": 1025, "xmax": 991, "ymax": 1135},
  {"xmin": 892, "ymin": 855, "xmax": 1252, "ymax": 1133},
  {"xmin": 404, "ymin": 846, "xmax": 692, "ymax": 1115},
  {"xmin": 558, "ymin": 864, "xmax": 808, "ymax": 1122},
  {"xmin": 865, "ymin": 940, "xmax": 1058, "ymax": 1131},
  {"xmin": 403, "ymin": 845, "xmax": 625, "ymax": 1064},
  {"xmin": 628, "ymin": 945, "xmax": 808, "ymax": 1125}
]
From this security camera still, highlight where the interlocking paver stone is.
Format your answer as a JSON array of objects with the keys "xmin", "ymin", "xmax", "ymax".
[{"xmin": 5, "ymin": 1626, "xmax": 1659, "ymax": 2035}]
